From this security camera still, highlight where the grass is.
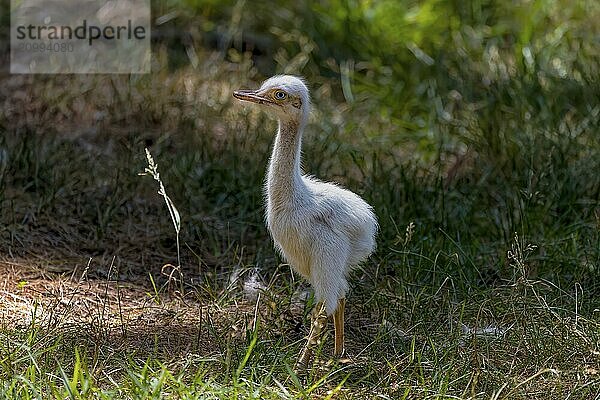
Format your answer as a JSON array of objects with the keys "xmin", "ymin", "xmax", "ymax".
[
  {"xmin": 0, "ymin": 256, "xmax": 598, "ymax": 399},
  {"xmin": 1, "ymin": 4, "xmax": 600, "ymax": 397}
]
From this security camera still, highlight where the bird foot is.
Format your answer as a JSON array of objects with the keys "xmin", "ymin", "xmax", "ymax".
[
  {"xmin": 295, "ymin": 303, "xmax": 328, "ymax": 372},
  {"xmin": 295, "ymin": 346, "xmax": 313, "ymax": 373}
]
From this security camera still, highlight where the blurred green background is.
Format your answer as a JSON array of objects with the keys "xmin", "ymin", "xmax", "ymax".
[{"xmin": 1, "ymin": 0, "xmax": 598, "ymax": 287}]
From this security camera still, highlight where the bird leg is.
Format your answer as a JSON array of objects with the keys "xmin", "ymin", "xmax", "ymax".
[
  {"xmin": 296, "ymin": 302, "xmax": 327, "ymax": 370},
  {"xmin": 333, "ymin": 298, "xmax": 346, "ymax": 357}
]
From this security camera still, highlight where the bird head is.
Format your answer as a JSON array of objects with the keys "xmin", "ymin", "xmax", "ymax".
[{"xmin": 233, "ymin": 75, "xmax": 310, "ymax": 123}]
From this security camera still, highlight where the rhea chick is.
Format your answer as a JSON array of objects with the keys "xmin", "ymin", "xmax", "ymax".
[{"xmin": 233, "ymin": 75, "xmax": 377, "ymax": 368}]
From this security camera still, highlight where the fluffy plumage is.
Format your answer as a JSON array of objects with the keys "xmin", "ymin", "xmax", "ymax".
[{"xmin": 234, "ymin": 75, "xmax": 378, "ymax": 316}]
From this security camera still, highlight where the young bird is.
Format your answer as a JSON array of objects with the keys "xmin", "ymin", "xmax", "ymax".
[{"xmin": 233, "ymin": 75, "xmax": 377, "ymax": 368}]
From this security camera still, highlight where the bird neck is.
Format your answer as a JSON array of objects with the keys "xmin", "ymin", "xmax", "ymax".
[{"xmin": 267, "ymin": 117, "xmax": 306, "ymax": 206}]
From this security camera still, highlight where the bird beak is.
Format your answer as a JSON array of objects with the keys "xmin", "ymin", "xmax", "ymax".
[{"xmin": 233, "ymin": 89, "xmax": 274, "ymax": 105}]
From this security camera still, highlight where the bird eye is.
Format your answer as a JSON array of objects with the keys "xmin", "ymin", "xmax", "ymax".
[{"xmin": 274, "ymin": 90, "xmax": 287, "ymax": 100}]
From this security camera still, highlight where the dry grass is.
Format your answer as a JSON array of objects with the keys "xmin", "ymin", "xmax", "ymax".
[{"xmin": 1, "ymin": 252, "xmax": 599, "ymax": 398}]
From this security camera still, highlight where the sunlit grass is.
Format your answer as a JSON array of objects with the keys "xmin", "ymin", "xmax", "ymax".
[{"xmin": 0, "ymin": 265, "xmax": 598, "ymax": 399}]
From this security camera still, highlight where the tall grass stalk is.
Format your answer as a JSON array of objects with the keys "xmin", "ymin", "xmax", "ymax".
[{"xmin": 140, "ymin": 148, "xmax": 183, "ymax": 288}]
